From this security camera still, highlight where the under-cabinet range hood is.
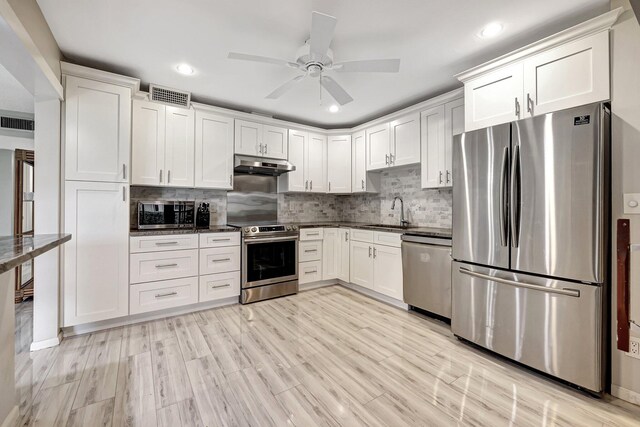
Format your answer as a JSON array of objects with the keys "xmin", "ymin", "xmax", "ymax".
[{"xmin": 234, "ymin": 155, "xmax": 295, "ymax": 176}]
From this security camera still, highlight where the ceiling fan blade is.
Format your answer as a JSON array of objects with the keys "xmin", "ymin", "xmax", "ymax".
[
  {"xmin": 228, "ymin": 52, "xmax": 299, "ymax": 68},
  {"xmin": 333, "ymin": 59, "xmax": 401, "ymax": 73},
  {"xmin": 320, "ymin": 76, "xmax": 353, "ymax": 105},
  {"xmin": 266, "ymin": 75, "xmax": 306, "ymax": 99},
  {"xmin": 309, "ymin": 11, "xmax": 337, "ymax": 60}
]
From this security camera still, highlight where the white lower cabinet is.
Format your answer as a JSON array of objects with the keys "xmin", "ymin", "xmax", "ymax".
[
  {"xmin": 299, "ymin": 228, "xmax": 323, "ymax": 284},
  {"xmin": 200, "ymin": 246, "xmax": 241, "ymax": 275},
  {"xmin": 130, "ymin": 277, "xmax": 199, "ymax": 315},
  {"xmin": 350, "ymin": 230, "xmax": 403, "ymax": 300},
  {"xmin": 372, "ymin": 245, "xmax": 403, "ymax": 300},
  {"xmin": 299, "ymin": 260, "xmax": 322, "ymax": 284},
  {"xmin": 349, "ymin": 240, "xmax": 374, "ymax": 289},
  {"xmin": 199, "ymin": 271, "xmax": 241, "ymax": 302},
  {"xmin": 130, "ymin": 249, "xmax": 199, "ymax": 284},
  {"xmin": 64, "ymin": 181, "xmax": 129, "ymax": 326},
  {"xmin": 300, "ymin": 240, "xmax": 323, "ymax": 263},
  {"xmin": 337, "ymin": 229, "xmax": 350, "ymax": 282},
  {"xmin": 323, "ymin": 228, "xmax": 350, "ymax": 281}
]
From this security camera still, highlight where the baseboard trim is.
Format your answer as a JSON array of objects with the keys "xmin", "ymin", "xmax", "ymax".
[
  {"xmin": 1, "ymin": 406, "xmax": 18, "ymax": 427},
  {"xmin": 299, "ymin": 280, "xmax": 338, "ymax": 291},
  {"xmin": 611, "ymin": 384, "xmax": 640, "ymax": 406},
  {"xmin": 338, "ymin": 281, "xmax": 408, "ymax": 310},
  {"xmin": 62, "ymin": 296, "xmax": 238, "ymax": 337},
  {"xmin": 30, "ymin": 331, "xmax": 63, "ymax": 352}
]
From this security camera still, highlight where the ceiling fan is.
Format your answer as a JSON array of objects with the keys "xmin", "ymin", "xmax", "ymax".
[{"xmin": 228, "ymin": 11, "xmax": 401, "ymax": 106}]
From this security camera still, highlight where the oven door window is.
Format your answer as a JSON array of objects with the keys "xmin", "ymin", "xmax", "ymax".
[{"xmin": 246, "ymin": 240, "xmax": 296, "ymax": 283}]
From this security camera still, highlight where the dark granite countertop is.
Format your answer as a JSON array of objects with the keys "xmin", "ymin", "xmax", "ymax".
[
  {"xmin": 130, "ymin": 226, "xmax": 239, "ymax": 237},
  {"xmin": 0, "ymin": 234, "xmax": 72, "ymax": 274},
  {"xmin": 281, "ymin": 222, "xmax": 452, "ymax": 238}
]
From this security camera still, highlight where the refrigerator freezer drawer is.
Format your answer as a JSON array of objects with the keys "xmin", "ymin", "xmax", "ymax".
[{"xmin": 451, "ymin": 261, "xmax": 603, "ymax": 392}]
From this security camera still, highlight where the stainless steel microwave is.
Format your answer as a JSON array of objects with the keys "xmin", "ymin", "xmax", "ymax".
[{"xmin": 137, "ymin": 200, "xmax": 195, "ymax": 230}]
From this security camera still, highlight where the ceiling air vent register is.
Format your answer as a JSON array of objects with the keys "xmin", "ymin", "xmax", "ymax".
[
  {"xmin": 0, "ymin": 116, "xmax": 35, "ymax": 132},
  {"xmin": 149, "ymin": 84, "xmax": 191, "ymax": 108}
]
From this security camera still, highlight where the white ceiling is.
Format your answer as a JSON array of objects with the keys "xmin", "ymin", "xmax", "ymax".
[
  {"xmin": 0, "ymin": 63, "xmax": 33, "ymax": 114},
  {"xmin": 37, "ymin": 0, "xmax": 608, "ymax": 128}
]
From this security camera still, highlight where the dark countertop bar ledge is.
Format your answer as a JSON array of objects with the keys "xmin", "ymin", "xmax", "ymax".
[
  {"xmin": 0, "ymin": 234, "xmax": 72, "ymax": 274},
  {"xmin": 130, "ymin": 226, "xmax": 239, "ymax": 237}
]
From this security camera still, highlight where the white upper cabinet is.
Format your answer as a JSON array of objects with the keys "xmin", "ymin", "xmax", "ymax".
[
  {"xmin": 307, "ymin": 133, "xmax": 327, "ymax": 193},
  {"xmin": 327, "ymin": 135, "xmax": 352, "ymax": 193},
  {"xmin": 164, "ymin": 106, "xmax": 195, "ymax": 187},
  {"xmin": 132, "ymin": 100, "xmax": 165, "ymax": 186},
  {"xmin": 523, "ymin": 31, "xmax": 609, "ymax": 117},
  {"xmin": 234, "ymin": 119, "xmax": 287, "ymax": 159},
  {"xmin": 366, "ymin": 112, "xmax": 420, "ymax": 171},
  {"xmin": 279, "ymin": 130, "xmax": 326, "ymax": 193},
  {"xmin": 132, "ymin": 99, "xmax": 195, "ymax": 187},
  {"xmin": 194, "ymin": 111, "xmax": 234, "ymax": 190},
  {"xmin": 389, "ymin": 112, "xmax": 420, "ymax": 167},
  {"xmin": 459, "ymin": 9, "xmax": 619, "ymax": 131},
  {"xmin": 352, "ymin": 130, "xmax": 379, "ymax": 194},
  {"xmin": 366, "ymin": 123, "xmax": 390, "ymax": 171},
  {"xmin": 463, "ymin": 63, "xmax": 524, "ymax": 132},
  {"xmin": 421, "ymin": 104, "xmax": 446, "ymax": 189},
  {"xmin": 64, "ymin": 76, "xmax": 131, "ymax": 183}
]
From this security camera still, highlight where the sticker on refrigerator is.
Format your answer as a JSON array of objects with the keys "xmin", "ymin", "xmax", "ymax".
[{"xmin": 574, "ymin": 115, "xmax": 590, "ymax": 125}]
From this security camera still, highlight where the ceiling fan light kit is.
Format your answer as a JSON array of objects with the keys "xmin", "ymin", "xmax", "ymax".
[{"xmin": 228, "ymin": 11, "xmax": 400, "ymax": 107}]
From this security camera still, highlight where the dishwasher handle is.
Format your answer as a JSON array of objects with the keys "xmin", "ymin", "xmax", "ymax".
[{"xmin": 401, "ymin": 235, "xmax": 451, "ymax": 247}]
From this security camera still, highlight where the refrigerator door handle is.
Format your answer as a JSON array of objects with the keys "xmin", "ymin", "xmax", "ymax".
[
  {"xmin": 458, "ymin": 267, "xmax": 581, "ymax": 297},
  {"xmin": 510, "ymin": 144, "xmax": 521, "ymax": 248},
  {"xmin": 499, "ymin": 146, "xmax": 509, "ymax": 247}
]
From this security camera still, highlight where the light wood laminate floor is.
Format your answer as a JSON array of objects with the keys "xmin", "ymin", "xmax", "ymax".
[{"xmin": 13, "ymin": 286, "xmax": 640, "ymax": 426}]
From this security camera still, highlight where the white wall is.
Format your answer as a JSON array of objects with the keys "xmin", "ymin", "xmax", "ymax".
[
  {"xmin": 0, "ymin": 149, "xmax": 14, "ymax": 236},
  {"xmin": 610, "ymin": 0, "xmax": 640, "ymax": 405},
  {"xmin": 0, "ymin": 133, "xmax": 34, "ymax": 151}
]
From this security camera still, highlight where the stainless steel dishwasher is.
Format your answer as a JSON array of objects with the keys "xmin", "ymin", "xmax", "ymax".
[{"xmin": 401, "ymin": 235, "xmax": 452, "ymax": 319}]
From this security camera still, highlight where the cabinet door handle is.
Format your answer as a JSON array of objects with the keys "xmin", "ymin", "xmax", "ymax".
[
  {"xmin": 373, "ymin": 247, "xmax": 377, "ymax": 258},
  {"xmin": 209, "ymin": 238, "xmax": 231, "ymax": 242},
  {"xmin": 439, "ymin": 171, "xmax": 443, "ymax": 184},
  {"xmin": 328, "ymin": 182, "xmax": 331, "ymax": 192},
  {"xmin": 515, "ymin": 97, "xmax": 520, "ymax": 117},
  {"xmin": 155, "ymin": 241, "xmax": 179, "ymax": 246},
  {"xmin": 304, "ymin": 269, "xmax": 318, "ymax": 274},
  {"xmin": 264, "ymin": 144, "xmax": 268, "ymax": 155},
  {"xmin": 122, "ymin": 186, "xmax": 126, "ymax": 201},
  {"xmin": 307, "ymin": 232, "xmax": 320, "ymax": 236},
  {"xmin": 369, "ymin": 246, "xmax": 372, "ymax": 258},
  {"xmin": 210, "ymin": 283, "xmax": 231, "ymax": 289},
  {"xmin": 210, "ymin": 258, "xmax": 231, "ymax": 263},
  {"xmin": 304, "ymin": 249, "xmax": 318, "ymax": 253},
  {"xmin": 155, "ymin": 263, "xmax": 178, "ymax": 268},
  {"xmin": 155, "ymin": 291, "xmax": 178, "ymax": 298},
  {"xmin": 361, "ymin": 179, "xmax": 365, "ymax": 190},
  {"xmin": 258, "ymin": 143, "xmax": 262, "ymax": 154},
  {"xmin": 123, "ymin": 164, "xmax": 127, "ymax": 180},
  {"xmin": 385, "ymin": 154, "xmax": 389, "ymax": 165},
  {"xmin": 305, "ymin": 180, "xmax": 308, "ymax": 190},
  {"xmin": 389, "ymin": 153, "xmax": 394, "ymax": 165},
  {"xmin": 526, "ymin": 93, "xmax": 533, "ymax": 114},
  {"xmin": 159, "ymin": 169, "xmax": 163, "ymax": 183},
  {"xmin": 167, "ymin": 170, "xmax": 171, "ymax": 184},
  {"xmin": 229, "ymin": 175, "xmax": 233, "ymax": 186},
  {"xmin": 446, "ymin": 170, "xmax": 451, "ymax": 184},
  {"xmin": 310, "ymin": 180, "xmax": 313, "ymax": 190},
  {"xmin": 345, "ymin": 232, "xmax": 349, "ymax": 242}
]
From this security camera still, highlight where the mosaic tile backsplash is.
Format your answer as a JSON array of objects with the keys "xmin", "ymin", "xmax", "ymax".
[{"xmin": 130, "ymin": 166, "xmax": 453, "ymax": 229}]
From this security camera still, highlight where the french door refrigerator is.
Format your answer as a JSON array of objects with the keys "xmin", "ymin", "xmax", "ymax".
[{"xmin": 451, "ymin": 102, "xmax": 609, "ymax": 393}]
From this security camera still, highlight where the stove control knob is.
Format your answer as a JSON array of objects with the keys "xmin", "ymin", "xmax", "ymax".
[
  {"xmin": 286, "ymin": 226, "xmax": 292, "ymax": 231},
  {"xmin": 243, "ymin": 227, "xmax": 250, "ymax": 233},
  {"xmin": 251, "ymin": 227, "xmax": 258, "ymax": 232},
  {"xmin": 292, "ymin": 225, "xmax": 298, "ymax": 231}
]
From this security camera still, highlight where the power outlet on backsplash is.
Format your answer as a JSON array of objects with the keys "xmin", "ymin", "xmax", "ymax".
[{"xmin": 628, "ymin": 337, "xmax": 640, "ymax": 359}]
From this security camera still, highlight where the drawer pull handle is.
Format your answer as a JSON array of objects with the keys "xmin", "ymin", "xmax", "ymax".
[
  {"xmin": 155, "ymin": 263, "xmax": 178, "ymax": 268},
  {"xmin": 155, "ymin": 291, "xmax": 178, "ymax": 298},
  {"xmin": 211, "ymin": 283, "xmax": 231, "ymax": 289},
  {"xmin": 304, "ymin": 270, "xmax": 318, "ymax": 274},
  {"xmin": 211, "ymin": 258, "xmax": 231, "ymax": 263},
  {"xmin": 209, "ymin": 238, "xmax": 231, "ymax": 242},
  {"xmin": 155, "ymin": 241, "xmax": 179, "ymax": 246},
  {"xmin": 304, "ymin": 249, "xmax": 317, "ymax": 253},
  {"xmin": 307, "ymin": 232, "xmax": 320, "ymax": 236}
]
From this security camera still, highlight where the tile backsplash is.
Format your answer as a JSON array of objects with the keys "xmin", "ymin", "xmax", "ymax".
[{"xmin": 130, "ymin": 166, "xmax": 453, "ymax": 229}]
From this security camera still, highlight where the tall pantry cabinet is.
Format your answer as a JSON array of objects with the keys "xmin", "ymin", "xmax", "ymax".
[{"xmin": 61, "ymin": 63, "xmax": 140, "ymax": 326}]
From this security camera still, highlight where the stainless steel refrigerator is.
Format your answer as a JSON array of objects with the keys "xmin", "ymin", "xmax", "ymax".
[{"xmin": 451, "ymin": 102, "xmax": 609, "ymax": 393}]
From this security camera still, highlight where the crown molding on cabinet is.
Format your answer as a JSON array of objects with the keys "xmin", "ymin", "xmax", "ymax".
[
  {"xmin": 456, "ymin": 7, "xmax": 622, "ymax": 82},
  {"xmin": 61, "ymin": 61, "xmax": 141, "ymax": 92}
]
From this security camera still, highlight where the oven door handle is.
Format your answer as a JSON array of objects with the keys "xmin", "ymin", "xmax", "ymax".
[{"xmin": 244, "ymin": 236, "xmax": 299, "ymax": 244}]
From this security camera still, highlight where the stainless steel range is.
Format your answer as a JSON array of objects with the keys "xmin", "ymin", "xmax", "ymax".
[{"xmin": 227, "ymin": 167, "xmax": 299, "ymax": 304}]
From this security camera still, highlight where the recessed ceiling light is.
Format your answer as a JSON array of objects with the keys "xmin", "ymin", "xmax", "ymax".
[
  {"xmin": 479, "ymin": 22, "xmax": 504, "ymax": 39},
  {"xmin": 329, "ymin": 104, "xmax": 339, "ymax": 113},
  {"xmin": 176, "ymin": 64, "xmax": 194, "ymax": 75}
]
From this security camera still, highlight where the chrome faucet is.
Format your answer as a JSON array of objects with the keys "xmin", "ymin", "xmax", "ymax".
[{"xmin": 391, "ymin": 196, "xmax": 410, "ymax": 228}]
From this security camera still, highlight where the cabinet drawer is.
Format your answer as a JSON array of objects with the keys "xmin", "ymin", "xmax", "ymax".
[
  {"xmin": 130, "ymin": 249, "xmax": 198, "ymax": 284},
  {"xmin": 130, "ymin": 234, "xmax": 199, "ymax": 253},
  {"xmin": 350, "ymin": 228, "xmax": 374, "ymax": 243},
  {"xmin": 299, "ymin": 240, "xmax": 322, "ymax": 262},
  {"xmin": 300, "ymin": 228, "xmax": 324, "ymax": 241},
  {"xmin": 130, "ymin": 277, "xmax": 198, "ymax": 315},
  {"xmin": 199, "ymin": 271, "xmax": 240, "ymax": 302},
  {"xmin": 299, "ymin": 261, "xmax": 322, "ymax": 284},
  {"xmin": 199, "ymin": 232, "xmax": 240, "ymax": 248},
  {"xmin": 200, "ymin": 246, "xmax": 240, "ymax": 275},
  {"xmin": 373, "ymin": 231, "xmax": 402, "ymax": 248}
]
